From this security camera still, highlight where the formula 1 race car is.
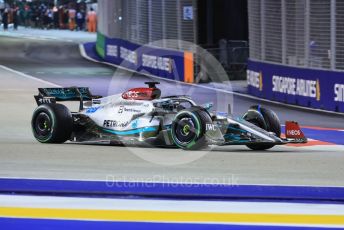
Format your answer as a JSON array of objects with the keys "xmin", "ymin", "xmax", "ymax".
[{"xmin": 31, "ymin": 82, "xmax": 307, "ymax": 150}]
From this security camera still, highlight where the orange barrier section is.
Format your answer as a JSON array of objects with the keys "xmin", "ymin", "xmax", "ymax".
[{"xmin": 184, "ymin": 52, "xmax": 194, "ymax": 83}]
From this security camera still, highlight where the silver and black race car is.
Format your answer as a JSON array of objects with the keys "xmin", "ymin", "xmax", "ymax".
[{"xmin": 31, "ymin": 82, "xmax": 307, "ymax": 150}]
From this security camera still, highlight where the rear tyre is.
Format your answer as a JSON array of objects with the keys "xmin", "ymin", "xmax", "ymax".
[
  {"xmin": 171, "ymin": 108, "xmax": 212, "ymax": 150},
  {"xmin": 243, "ymin": 105, "xmax": 281, "ymax": 150},
  {"xmin": 31, "ymin": 104, "xmax": 73, "ymax": 143}
]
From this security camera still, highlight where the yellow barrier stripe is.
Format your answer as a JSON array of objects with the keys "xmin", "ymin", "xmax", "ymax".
[{"xmin": 0, "ymin": 207, "xmax": 344, "ymax": 225}]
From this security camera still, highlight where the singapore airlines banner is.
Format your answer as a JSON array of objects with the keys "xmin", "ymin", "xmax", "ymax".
[
  {"xmin": 96, "ymin": 32, "xmax": 194, "ymax": 83},
  {"xmin": 247, "ymin": 60, "xmax": 344, "ymax": 113}
]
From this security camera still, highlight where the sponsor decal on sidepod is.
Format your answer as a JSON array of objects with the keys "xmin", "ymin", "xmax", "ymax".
[{"xmin": 103, "ymin": 120, "xmax": 129, "ymax": 128}]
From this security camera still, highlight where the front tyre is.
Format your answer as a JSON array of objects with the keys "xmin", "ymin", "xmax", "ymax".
[
  {"xmin": 243, "ymin": 105, "xmax": 281, "ymax": 151},
  {"xmin": 31, "ymin": 104, "xmax": 73, "ymax": 143},
  {"xmin": 171, "ymin": 108, "xmax": 212, "ymax": 150}
]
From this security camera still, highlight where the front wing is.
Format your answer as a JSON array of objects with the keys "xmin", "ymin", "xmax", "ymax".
[{"xmin": 205, "ymin": 118, "xmax": 307, "ymax": 146}]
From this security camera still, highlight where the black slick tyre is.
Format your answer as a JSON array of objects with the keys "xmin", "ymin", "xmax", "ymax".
[
  {"xmin": 243, "ymin": 105, "xmax": 281, "ymax": 151},
  {"xmin": 31, "ymin": 103, "xmax": 73, "ymax": 143}
]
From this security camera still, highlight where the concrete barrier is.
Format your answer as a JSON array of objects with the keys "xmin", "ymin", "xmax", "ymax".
[{"xmin": 0, "ymin": 37, "xmax": 82, "ymax": 61}]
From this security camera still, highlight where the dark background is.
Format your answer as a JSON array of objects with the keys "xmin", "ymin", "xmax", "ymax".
[{"xmin": 198, "ymin": 0, "xmax": 248, "ymax": 47}]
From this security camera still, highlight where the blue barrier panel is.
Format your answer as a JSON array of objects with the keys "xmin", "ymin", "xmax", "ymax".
[
  {"xmin": 83, "ymin": 42, "xmax": 103, "ymax": 62},
  {"xmin": 1, "ymin": 178, "xmax": 344, "ymax": 201},
  {"xmin": 2, "ymin": 218, "xmax": 343, "ymax": 230},
  {"xmin": 98, "ymin": 35, "xmax": 186, "ymax": 81},
  {"xmin": 247, "ymin": 60, "xmax": 344, "ymax": 112}
]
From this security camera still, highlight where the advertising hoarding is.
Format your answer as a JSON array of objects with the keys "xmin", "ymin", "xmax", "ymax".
[{"xmin": 247, "ymin": 60, "xmax": 344, "ymax": 112}]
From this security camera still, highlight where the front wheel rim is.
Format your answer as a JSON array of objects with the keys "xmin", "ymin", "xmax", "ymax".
[{"xmin": 174, "ymin": 116, "xmax": 198, "ymax": 146}]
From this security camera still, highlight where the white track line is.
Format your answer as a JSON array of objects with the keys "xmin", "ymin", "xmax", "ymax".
[
  {"xmin": 80, "ymin": 44, "xmax": 344, "ymax": 116},
  {"xmin": 2, "ymin": 194, "xmax": 344, "ymax": 215},
  {"xmin": 0, "ymin": 65, "xmax": 61, "ymax": 87}
]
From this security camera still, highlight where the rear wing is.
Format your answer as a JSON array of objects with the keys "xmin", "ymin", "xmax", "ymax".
[{"xmin": 34, "ymin": 87, "xmax": 101, "ymax": 111}]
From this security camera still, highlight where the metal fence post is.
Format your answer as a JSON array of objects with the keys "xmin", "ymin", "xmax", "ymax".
[
  {"xmin": 281, "ymin": 0, "xmax": 286, "ymax": 65},
  {"xmin": 193, "ymin": 0, "xmax": 198, "ymax": 46},
  {"xmin": 162, "ymin": 0, "xmax": 166, "ymax": 48},
  {"xmin": 176, "ymin": 0, "xmax": 182, "ymax": 49},
  {"xmin": 261, "ymin": 0, "xmax": 266, "ymax": 61},
  {"xmin": 331, "ymin": 0, "xmax": 336, "ymax": 70},
  {"xmin": 136, "ymin": 0, "xmax": 140, "ymax": 43},
  {"xmin": 148, "ymin": 0, "xmax": 152, "ymax": 43},
  {"xmin": 304, "ymin": 0, "xmax": 310, "ymax": 67}
]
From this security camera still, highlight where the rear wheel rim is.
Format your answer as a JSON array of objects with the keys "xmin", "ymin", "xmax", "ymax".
[{"xmin": 34, "ymin": 112, "xmax": 52, "ymax": 139}]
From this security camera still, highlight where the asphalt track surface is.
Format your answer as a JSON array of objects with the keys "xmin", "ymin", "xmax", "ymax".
[{"xmin": 0, "ymin": 36, "xmax": 344, "ymax": 187}]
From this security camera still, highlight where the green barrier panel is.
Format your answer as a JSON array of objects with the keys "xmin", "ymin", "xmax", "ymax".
[{"xmin": 96, "ymin": 32, "xmax": 105, "ymax": 59}]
